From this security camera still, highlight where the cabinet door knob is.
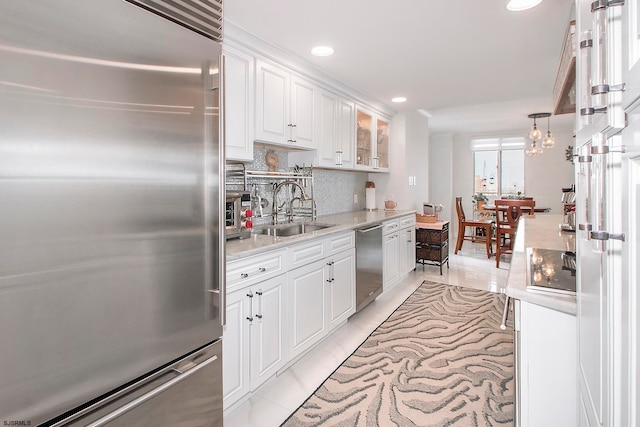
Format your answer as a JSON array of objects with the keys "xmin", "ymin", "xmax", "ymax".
[{"xmin": 241, "ymin": 273, "xmax": 249, "ymax": 278}]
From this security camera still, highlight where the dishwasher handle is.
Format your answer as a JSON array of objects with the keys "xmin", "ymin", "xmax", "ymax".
[{"xmin": 357, "ymin": 224, "xmax": 383, "ymax": 233}]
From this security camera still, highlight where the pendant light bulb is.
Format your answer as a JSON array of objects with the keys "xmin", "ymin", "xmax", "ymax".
[
  {"xmin": 529, "ymin": 123, "xmax": 542, "ymax": 141},
  {"xmin": 542, "ymin": 131, "xmax": 555, "ymax": 148}
]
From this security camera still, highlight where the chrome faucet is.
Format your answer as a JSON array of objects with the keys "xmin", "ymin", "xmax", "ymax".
[{"xmin": 272, "ymin": 180, "xmax": 309, "ymax": 224}]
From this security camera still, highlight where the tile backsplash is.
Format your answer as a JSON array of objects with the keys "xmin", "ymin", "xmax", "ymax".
[{"xmin": 227, "ymin": 147, "xmax": 368, "ymax": 219}]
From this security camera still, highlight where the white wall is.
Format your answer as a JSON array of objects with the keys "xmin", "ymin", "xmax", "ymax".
[
  {"xmin": 368, "ymin": 111, "xmax": 429, "ymax": 212},
  {"xmin": 429, "ymin": 134, "xmax": 454, "ymax": 222}
]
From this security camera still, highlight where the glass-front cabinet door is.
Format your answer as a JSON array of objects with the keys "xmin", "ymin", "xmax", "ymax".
[
  {"xmin": 356, "ymin": 108, "xmax": 373, "ymax": 168},
  {"xmin": 355, "ymin": 106, "xmax": 390, "ymax": 171},
  {"xmin": 376, "ymin": 117, "xmax": 389, "ymax": 169}
]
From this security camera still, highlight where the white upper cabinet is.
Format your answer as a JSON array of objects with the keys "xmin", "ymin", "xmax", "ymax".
[
  {"xmin": 255, "ymin": 60, "xmax": 316, "ymax": 149},
  {"xmin": 223, "ymin": 45, "xmax": 255, "ymax": 162},
  {"xmin": 316, "ymin": 90, "xmax": 355, "ymax": 169}
]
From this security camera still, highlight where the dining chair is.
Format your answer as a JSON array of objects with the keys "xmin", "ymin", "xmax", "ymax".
[
  {"xmin": 454, "ymin": 196, "xmax": 493, "ymax": 258},
  {"xmin": 494, "ymin": 199, "xmax": 535, "ymax": 267}
]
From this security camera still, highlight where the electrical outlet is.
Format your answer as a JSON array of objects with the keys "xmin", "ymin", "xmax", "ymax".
[
  {"xmin": 408, "ymin": 176, "xmax": 415, "ymax": 186},
  {"xmin": 353, "ymin": 194, "xmax": 358, "ymax": 204}
]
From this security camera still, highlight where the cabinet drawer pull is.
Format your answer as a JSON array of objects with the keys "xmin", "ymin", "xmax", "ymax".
[
  {"xmin": 258, "ymin": 267, "xmax": 266, "ymax": 272},
  {"xmin": 240, "ymin": 273, "xmax": 249, "ymax": 279}
]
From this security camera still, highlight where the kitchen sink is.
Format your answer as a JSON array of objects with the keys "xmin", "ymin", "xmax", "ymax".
[{"xmin": 253, "ymin": 223, "xmax": 335, "ymax": 237}]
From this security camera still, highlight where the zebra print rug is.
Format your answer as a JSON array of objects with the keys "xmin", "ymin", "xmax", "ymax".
[{"xmin": 282, "ymin": 282, "xmax": 514, "ymax": 427}]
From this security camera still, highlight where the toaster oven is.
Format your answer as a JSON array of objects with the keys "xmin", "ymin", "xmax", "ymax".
[{"xmin": 225, "ymin": 191, "xmax": 252, "ymax": 240}]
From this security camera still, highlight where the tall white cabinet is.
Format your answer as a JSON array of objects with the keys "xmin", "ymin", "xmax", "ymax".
[{"xmin": 575, "ymin": 1, "xmax": 638, "ymax": 426}]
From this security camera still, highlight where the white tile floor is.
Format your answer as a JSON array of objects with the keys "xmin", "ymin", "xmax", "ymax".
[{"xmin": 224, "ymin": 243, "xmax": 510, "ymax": 427}]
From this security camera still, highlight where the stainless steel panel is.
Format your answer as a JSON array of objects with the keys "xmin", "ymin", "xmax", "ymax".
[
  {"xmin": 63, "ymin": 340, "xmax": 223, "ymax": 427},
  {"xmin": 355, "ymin": 224, "xmax": 383, "ymax": 312},
  {"xmin": 0, "ymin": 1, "xmax": 222, "ymax": 424}
]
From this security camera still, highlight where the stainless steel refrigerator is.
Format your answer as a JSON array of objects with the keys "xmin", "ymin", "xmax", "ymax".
[{"xmin": 0, "ymin": 1, "xmax": 225, "ymax": 425}]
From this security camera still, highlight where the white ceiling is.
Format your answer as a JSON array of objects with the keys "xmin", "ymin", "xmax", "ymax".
[{"xmin": 224, "ymin": 0, "xmax": 576, "ymax": 135}]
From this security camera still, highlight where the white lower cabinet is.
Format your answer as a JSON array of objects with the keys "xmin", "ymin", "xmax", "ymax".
[
  {"xmin": 399, "ymin": 215, "xmax": 416, "ymax": 276},
  {"xmin": 287, "ymin": 247, "xmax": 356, "ymax": 360},
  {"xmin": 383, "ymin": 230, "xmax": 400, "ymax": 288},
  {"xmin": 327, "ymin": 248, "xmax": 356, "ymax": 330},
  {"xmin": 288, "ymin": 258, "xmax": 329, "ymax": 360},
  {"xmin": 516, "ymin": 299, "xmax": 577, "ymax": 427},
  {"xmin": 224, "ymin": 231, "xmax": 356, "ymax": 411},
  {"xmin": 223, "ymin": 274, "xmax": 286, "ymax": 409},
  {"xmin": 400, "ymin": 226, "xmax": 416, "ymax": 275}
]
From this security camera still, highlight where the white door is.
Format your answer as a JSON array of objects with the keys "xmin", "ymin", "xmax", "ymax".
[
  {"xmin": 290, "ymin": 75, "xmax": 316, "ymax": 149},
  {"xmin": 327, "ymin": 249, "xmax": 356, "ymax": 330},
  {"xmin": 316, "ymin": 90, "xmax": 338, "ymax": 167},
  {"xmin": 288, "ymin": 260, "xmax": 328, "ymax": 359},
  {"xmin": 255, "ymin": 60, "xmax": 289, "ymax": 145},
  {"xmin": 383, "ymin": 232, "xmax": 400, "ymax": 288},
  {"xmin": 223, "ymin": 45, "xmax": 254, "ymax": 162},
  {"xmin": 400, "ymin": 227, "xmax": 416, "ymax": 275},
  {"xmin": 223, "ymin": 289, "xmax": 251, "ymax": 407},
  {"xmin": 337, "ymin": 98, "xmax": 356, "ymax": 169},
  {"xmin": 250, "ymin": 275, "xmax": 286, "ymax": 391}
]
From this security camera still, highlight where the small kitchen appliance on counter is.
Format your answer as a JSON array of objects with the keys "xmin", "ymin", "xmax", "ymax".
[
  {"xmin": 423, "ymin": 202, "xmax": 443, "ymax": 218},
  {"xmin": 226, "ymin": 190, "xmax": 252, "ymax": 240}
]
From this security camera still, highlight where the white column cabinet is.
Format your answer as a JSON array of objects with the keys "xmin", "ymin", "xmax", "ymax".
[
  {"xmin": 223, "ymin": 45, "xmax": 255, "ymax": 162},
  {"xmin": 255, "ymin": 60, "xmax": 316, "ymax": 149}
]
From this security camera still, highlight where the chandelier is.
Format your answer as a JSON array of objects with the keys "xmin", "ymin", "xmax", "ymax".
[{"xmin": 525, "ymin": 112, "xmax": 555, "ymax": 157}]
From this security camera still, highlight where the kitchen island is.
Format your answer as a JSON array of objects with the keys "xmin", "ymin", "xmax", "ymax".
[
  {"xmin": 505, "ymin": 214, "xmax": 577, "ymax": 427},
  {"xmin": 505, "ymin": 214, "xmax": 576, "ymax": 314}
]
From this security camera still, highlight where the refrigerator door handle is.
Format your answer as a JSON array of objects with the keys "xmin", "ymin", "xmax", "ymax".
[
  {"xmin": 86, "ymin": 355, "xmax": 219, "ymax": 427},
  {"xmin": 219, "ymin": 52, "xmax": 227, "ymax": 327}
]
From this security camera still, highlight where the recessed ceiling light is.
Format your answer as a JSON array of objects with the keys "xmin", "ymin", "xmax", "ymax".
[
  {"xmin": 311, "ymin": 46, "xmax": 334, "ymax": 57},
  {"xmin": 392, "ymin": 97, "xmax": 407, "ymax": 103},
  {"xmin": 506, "ymin": 0, "xmax": 542, "ymax": 11}
]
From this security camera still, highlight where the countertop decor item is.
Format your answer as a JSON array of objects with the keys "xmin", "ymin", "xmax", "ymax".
[
  {"xmin": 265, "ymin": 150, "xmax": 279, "ymax": 172},
  {"xmin": 365, "ymin": 181, "xmax": 376, "ymax": 211}
]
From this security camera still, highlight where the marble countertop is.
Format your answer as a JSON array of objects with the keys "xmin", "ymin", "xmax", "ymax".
[
  {"xmin": 226, "ymin": 209, "xmax": 417, "ymax": 261},
  {"xmin": 506, "ymin": 214, "xmax": 577, "ymax": 315}
]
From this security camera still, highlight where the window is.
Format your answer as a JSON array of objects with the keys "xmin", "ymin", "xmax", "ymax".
[{"xmin": 471, "ymin": 137, "xmax": 525, "ymax": 197}]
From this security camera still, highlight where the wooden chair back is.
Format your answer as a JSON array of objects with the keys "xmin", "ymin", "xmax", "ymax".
[
  {"xmin": 455, "ymin": 196, "xmax": 466, "ymax": 224},
  {"xmin": 494, "ymin": 199, "xmax": 535, "ymax": 229}
]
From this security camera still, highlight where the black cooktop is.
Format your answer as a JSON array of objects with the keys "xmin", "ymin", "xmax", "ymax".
[{"xmin": 526, "ymin": 248, "xmax": 576, "ymax": 296}]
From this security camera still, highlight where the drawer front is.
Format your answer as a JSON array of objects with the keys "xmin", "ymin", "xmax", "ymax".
[
  {"xmin": 399, "ymin": 215, "xmax": 416, "ymax": 228},
  {"xmin": 289, "ymin": 239, "xmax": 327, "ymax": 269},
  {"xmin": 382, "ymin": 220, "xmax": 400, "ymax": 235},
  {"xmin": 227, "ymin": 250, "xmax": 286, "ymax": 291},
  {"xmin": 326, "ymin": 231, "xmax": 355, "ymax": 256}
]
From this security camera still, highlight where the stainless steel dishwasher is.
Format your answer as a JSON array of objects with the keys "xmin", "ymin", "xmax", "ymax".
[{"xmin": 355, "ymin": 223, "xmax": 384, "ymax": 312}]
